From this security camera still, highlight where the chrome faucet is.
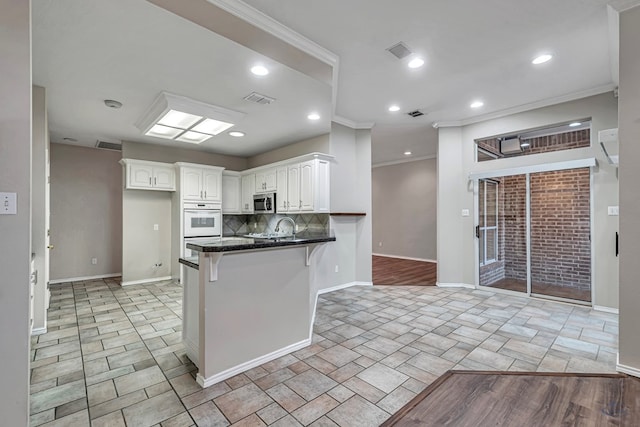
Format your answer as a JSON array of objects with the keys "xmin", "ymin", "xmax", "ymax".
[{"xmin": 274, "ymin": 217, "xmax": 296, "ymax": 237}]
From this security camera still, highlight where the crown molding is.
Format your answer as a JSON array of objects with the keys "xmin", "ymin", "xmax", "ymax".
[
  {"xmin": 205, "ymin": 0, "xmax": 338, "ymax": 68},
  {"xmin": 436, "ymin": 84, "xmax": 616, "ymax": 129},
  {"xmin": 372, "ymin": 154, "xmax": 437, "ymax": 168},
  {"xmin": 332, "ymin": 115, "xmax": 375, "ymax": 130}
]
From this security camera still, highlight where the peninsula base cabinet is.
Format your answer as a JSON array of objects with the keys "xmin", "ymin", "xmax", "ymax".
[
  {"xmin": 276, "ymin": 159, "xmax": 329, "ymax": 213},
  {"xmin": 177, "ymin": 163, "xmax": 224, "ymax": 203}
]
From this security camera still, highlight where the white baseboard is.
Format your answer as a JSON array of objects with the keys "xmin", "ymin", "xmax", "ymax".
[
  {"xmin": 196, "ymin": 338, "xmax": 311, "ymax": 388},
  {"xmin": 617, "ymin": 358, "xmax": 640, "ymax": 378},
  {"xmin": 120, "ymin": 276, "xmax": 172, "ymax": 287},
  {"xmin": 31, "ymin": 327, "xmax": 47, "ymax": 336},
  {"xmin": 593, "ymin": 305, "xmax": 619, "ymax": 314},
  {"xmin": 372, "ymin": 253, "xmax": 437, "ymax": 263},
  {"xmin": 436, "ymin": 282, "xmax": 475, "ymax": 289},
  {"xmin": 49, "ymin": 273, "xmax": 121, "ymax": 285},
  {"xmin": 318, "ymin": 281, "xmax": 373, "ymax": 296}
]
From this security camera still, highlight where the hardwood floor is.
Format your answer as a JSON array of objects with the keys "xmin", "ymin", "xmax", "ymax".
[
  {"xmin": 483, "ymin": 277, "xmax": 591, "ymax": 302},
  {"xmin": 372, "ymin": 255, "xmax": 437, "ymax": 286},
  {"xmin": 382, "ymin": 371, "xmax": 640, "ymax": 427}
]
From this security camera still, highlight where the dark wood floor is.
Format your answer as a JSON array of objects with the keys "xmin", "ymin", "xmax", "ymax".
[
  {"xmin": 372, "ymin": 256, "xmax": 437, "ymax": 286},
  {"xmin": 483, "ymin": 277, "xmax": 591, "ymax": 302},
  {"xmin": 382, "ymin": 371, "xmax": 640, "ymax": 427}
]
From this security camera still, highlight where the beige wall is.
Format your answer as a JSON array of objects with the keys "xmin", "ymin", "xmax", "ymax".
[
  {"xmin": 372, "ymin": 158, "xmax": 437, "ymax": 261},
  {"xmin": 122, "ymin": 140, "xmax": 248, "ymax": 171},
  {"xmin": 438, "ymin": 92, "xmax": 619, "ymax": 309},
  {"xmin": 246, "ymin": 134, "xmax": 330, "ymax": 169},
  {"xmin": 32, "ymin": 85, "xmax": 49, "ymax": 331},
  {"xmin": 0, "ymin": 0, "xmax": 31, "ymax": 423},
  {"xmin": 618, "ymin": 5, "xmax": 640, "ymax": 372},
  {"xmin": 50, "ymin": 144, "xmax": 123, "ymax": 280}
]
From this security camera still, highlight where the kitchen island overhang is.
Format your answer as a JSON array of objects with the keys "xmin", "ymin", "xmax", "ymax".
[{"xmin": 179, "ymin": 234, "xmax": 335, "ymax": 388}]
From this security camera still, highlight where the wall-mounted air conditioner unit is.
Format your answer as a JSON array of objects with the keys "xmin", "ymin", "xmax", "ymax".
[
  {"xmin": 599, "ymin": 128, "xmax": 618, "ymax": 166},
  {"xmin": 500, "ymin": 137, "xmax": 522, "ymax": 154}
]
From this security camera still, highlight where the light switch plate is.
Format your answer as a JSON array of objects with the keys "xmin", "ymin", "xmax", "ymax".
[
  {"xmin": 0, "ymin": 192, "xmax": 17, "ymax": 215},
  {"xmin": 461, "ymin": 209, "xmax": 470, "ymax": 217},
  {"xmin": 608, "ymin": 206, "xmax": 619, "ymax": 216}
]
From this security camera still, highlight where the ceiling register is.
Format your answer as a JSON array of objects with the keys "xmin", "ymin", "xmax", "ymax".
[{"xmin": 135, "ymin": 92, "xmax": 246, "ymax": 144}]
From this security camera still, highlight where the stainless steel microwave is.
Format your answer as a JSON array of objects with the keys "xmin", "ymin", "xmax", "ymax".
[{"xmin": 253, "ymin": 193, "xmax": 275, "ymax": 213}]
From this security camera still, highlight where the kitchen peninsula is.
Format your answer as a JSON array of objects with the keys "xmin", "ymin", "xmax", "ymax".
[{"xmin": 179, "ymin": 233, "xmax": 336, "ymax": 387}]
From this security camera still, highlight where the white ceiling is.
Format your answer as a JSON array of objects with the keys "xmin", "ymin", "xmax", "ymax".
[
  {"xmin": 32, "ymin": 0, "xmax": 331, "ymax": 157},
  {"xmin": 33, "ymin": 0, "xmax": 640, "ymax": 164}
]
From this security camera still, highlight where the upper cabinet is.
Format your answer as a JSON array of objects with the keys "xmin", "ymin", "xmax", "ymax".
[
  {"xmin": 121, "ymin": 159, "xmax": 176, "ymax": 191},
  {"xmin": 275, "ymin": 158, "xmax": 330, "ymax": 213},
  {"xmin": 222, "ymin": 172, "xmax": 241, "ymax": 214},
  {"xmin": 255, "ymin": 168, "xmax": 277, "ymax": 193},
  {"xmin": 177, "ymin": 163, "xmax": 224, "ymax": 202},
  {"xmin": 241, "ymin": 174, "xmax": 255, "ymax": 213}
]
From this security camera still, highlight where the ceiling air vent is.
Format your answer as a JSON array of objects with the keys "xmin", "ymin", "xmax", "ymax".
[
  {"xmin": 386, "ymin": 42, "xmax": 412, "ymax": 60},
  {"xmin": 407, "ymin": 109, "xmax": 424, "ymax": 118},
  {"xmin": 95, "ymin": 140, "xmax": 122, "ymax": 151},
  {"xmin": 243, "ymin": 92, "xmax": 276, "ymax": 105}
]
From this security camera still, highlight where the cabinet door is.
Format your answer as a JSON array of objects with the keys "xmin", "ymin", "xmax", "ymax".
[
  {"xmin": 254, "ymin": 171, "xmax": 266, "ymax": 193},
  {"xmin": 222, "ymin": 174, "xmax": 241, "ymax": 214},
  {"xmin": 315, "ymin": 159, "xmax": 330, "ymax": 212},
  {"xmin": 264, "ymin": 168, "xmax": 277, "ymax": 192},
  {"xmin": 287, "ymin": 165, "xmax": 300, "ymax": 212},
  {"xmin": 153, "ymin": 165, "xmax": 175, "ymax": 190},
  {"xmin": 202, "ymin": 169, "xmax": 222, "ymax": 201},
  {"xmin": 300, "ymin": 160, "xmax": 315, "ymax": 211},
  {"xmin": 276, "ymin": 167, "xmax": 288, "ymax": 213},
  {"xmin": 182, "ymin": 167, "xmax": 203, "ymax": 200},
  {"xmin": 128, "ymin": 164, "xmax": 153, "ymax": 189},
  {"xmin": 241, "ymin": 174, "xmax": 255, "ymax": 213}
]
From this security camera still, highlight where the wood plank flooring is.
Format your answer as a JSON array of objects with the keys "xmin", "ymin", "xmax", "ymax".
[
  {"xmin": 372, "ymin": 255, "xmax": 437, "ymax": 286},
  {"xmin": 483, "ymin": 277, "xmax": 592, "ymax": 302},
  {"xmin": 382, "ymin": 371, "xmax": 639, "ymax": 427}
]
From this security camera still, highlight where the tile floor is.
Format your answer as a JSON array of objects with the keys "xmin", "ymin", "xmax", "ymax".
[{"xmin": 30, "ymin": 279, "xmax": 619, "ymax": 426}]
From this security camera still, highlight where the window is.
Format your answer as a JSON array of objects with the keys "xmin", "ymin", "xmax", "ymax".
[{"xmin": 479, "ymin": 179, "xmax": 498, "ymax": 266}]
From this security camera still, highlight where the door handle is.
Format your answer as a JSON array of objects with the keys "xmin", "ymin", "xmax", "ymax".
[
  {"xmin": 616, "ymin": 232, "xmax": 619, "ymax": 257},
  {"xmin": 475, "ymin": 226, "xmax": 480, "ymax": 239}
]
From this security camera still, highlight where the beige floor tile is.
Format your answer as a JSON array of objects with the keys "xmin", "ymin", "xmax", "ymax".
[
  {"xmin": 285, "ymin": 369, "xmax": 338, "ymax": 401},
  {"xmin": 214, "ymin": 383, "xmax": 274, "ymax": 423},
  {"xmin": 326, "ymin": 395, "xmax": 389, "ymax": 427},
  {"xmin": 122, "ymin": 390, "xmax": 185, "ymax": 427}
]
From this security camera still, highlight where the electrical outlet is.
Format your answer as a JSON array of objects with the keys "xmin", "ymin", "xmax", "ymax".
[
  {"xmin": 461, "ymin": 209, "xmax": 470, "ymax": 217},
  {"xmin": 91, "ymin": 258, "xmax": 97, "ymax": 265},
  {"xmin": 335, "ymin": 265, "xmax": 339, "ymax": 273},
  {"xmin": 608, "ymin": 206, "xmax": 619, "ymax": 216},
  {"xmin": 153, "ymin": 224, "xmax": 159, "ymax": 231}
]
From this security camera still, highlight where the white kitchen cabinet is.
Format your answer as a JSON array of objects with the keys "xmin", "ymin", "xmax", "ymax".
[
  {"xmin": 276, "ymin": 167, "xmax": 288, "ymax": 213},
  {"xmin": 222, "ymin": 172, "xmax": 241, "ymax": 214},
  {"xmin": 178, "ymin": 164, "xmax": 223, "ymax": 202},
  {"xmin": 274, "ymin": 159, "xmax": 330, "ymax": 213},
  {"xmin": 255, "ymin": 168, "xmax": 277, "ymax": 193},
  {"xmin": 122, "ymin": 159, "xmax": 176, "ymax": 191},
  {"xmin": 241, "ymin": 173, "xmax": 255, "ymax": 213}
]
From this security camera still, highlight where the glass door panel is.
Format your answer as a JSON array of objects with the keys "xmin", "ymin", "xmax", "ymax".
[
  {"xmin": 478, "ymin": 175, "xmax": 527, "ymax": 292},
  {"xmin": 529, "ymin": 169, "xmax": 591, "ymax": 302}
]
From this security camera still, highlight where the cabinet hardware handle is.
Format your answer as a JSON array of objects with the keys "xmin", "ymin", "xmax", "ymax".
[
  {"xmin": 204, "ymin": 191, "xmax": 207, "ymax": 198},
  {"xmin": 154, "ymin": 177, "xmax": 157, "ymax": 185},
  {"xmin": 149, "ymin": 177, "xmax": 152, "ymax": 185},
  {"xmin": 475, "ymin": 225, "xmax": 480, "ymax": 239},
  {"xmin": 300, "ymin": 200, "xmax": 302, "ymax": 208}
]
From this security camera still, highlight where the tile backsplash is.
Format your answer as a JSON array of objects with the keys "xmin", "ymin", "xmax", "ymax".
[{"xmin": 223, "ymin": 213, "xmax": 329, "ymax": 236}]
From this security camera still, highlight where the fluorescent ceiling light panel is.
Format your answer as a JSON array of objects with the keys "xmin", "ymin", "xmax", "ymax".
[
  {"xmin": 157, "ymin": 110, "xmax": 202, "ymax": 129},
  {"xmin": 175, "ymin": 131, "xmax": 211, "ymax": 144},
  {"xmin": 192, "ymin": 118, "xmax": 234, "ymax": 135},
  {"xmin": 146, "ymin": 124, "xmax": 183, "ymax": 139},
  {"xmin": 136, "ymin": 92, "xmax": 246, "ymax": 143}
]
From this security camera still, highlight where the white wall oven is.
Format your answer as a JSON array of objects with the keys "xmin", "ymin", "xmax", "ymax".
[{"xmin": 184, "ymin": 202, "xmax": 221, "ymax": 238}]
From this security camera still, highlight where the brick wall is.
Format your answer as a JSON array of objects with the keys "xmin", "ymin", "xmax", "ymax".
[
  {"xmin": 503, "ymin": 175, "xmax": 528, "ymax": 281},
  {"xmin": 530, "ymin": 168, "xmax": 591, "ymax": 290}
]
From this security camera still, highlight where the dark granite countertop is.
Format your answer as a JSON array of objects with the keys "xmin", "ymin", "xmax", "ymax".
[{"xmin": 185, "ymin": 232, "xmax": 336, "ymax": 253}]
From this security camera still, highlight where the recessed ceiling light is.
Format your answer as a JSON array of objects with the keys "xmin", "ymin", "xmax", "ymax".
[
  {"xmin": 532, "ymin": 54, "xmax": 552, "ymax": 65},
  {"xmin": 407, "ymin": 57, "xmax": 425, "ymax": 69},
  {"xmin": 388, "ymin": 105, "xmax": 401, "ymax": 112},
  {"xmin": 104, "ymin": 99, "xmax": 122, "ymax": 109},
  {"xmin": 569, "ymin": 122, "xmax": 582, "ymax": 127},
  {"xmin": 229, "ymin": 131, "xmax": 245, "ymax": 137},
  {"xmin": 470, "ymin": 100, "xmax": 484, "ymax": 109},
  {"xmin": 307, "ymin": 113, "xmax": 320, "ymax": 120},
  {"xmin": 404, "ymin": 151, "xmax": 412, "ymax": 156},
  {"xmin": 251, "ymin": 65, "xmax": 269, "ymax": 76}
]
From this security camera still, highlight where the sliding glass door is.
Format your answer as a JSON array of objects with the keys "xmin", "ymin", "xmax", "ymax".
[{"xmin": 477, "ymin": 168, "xmax": 591, "ymax": 303}]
